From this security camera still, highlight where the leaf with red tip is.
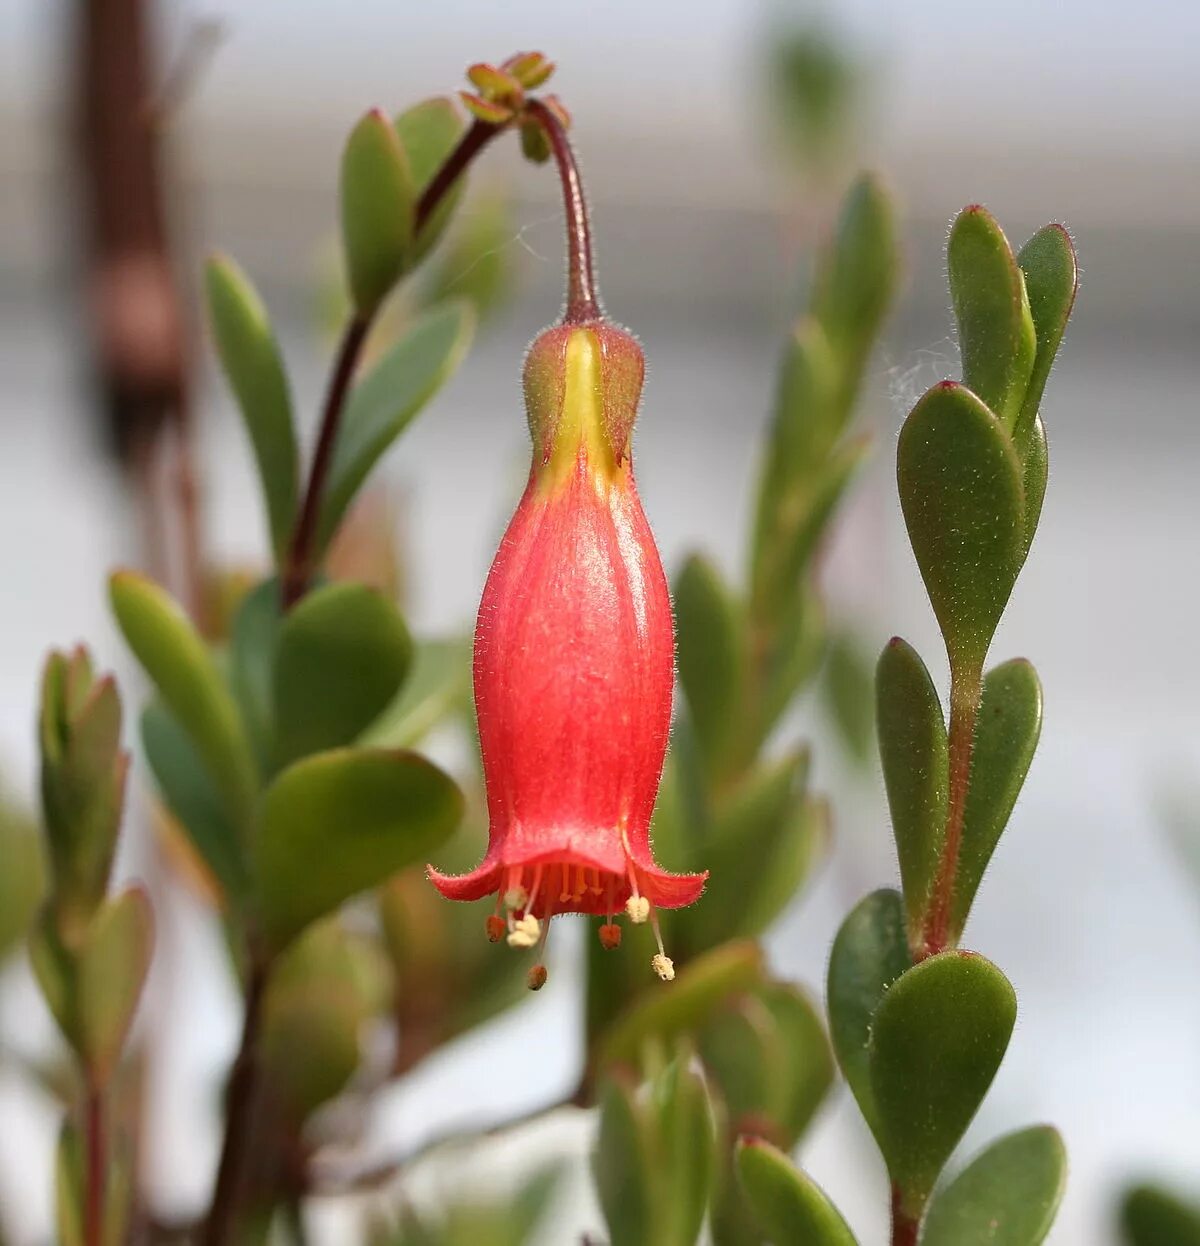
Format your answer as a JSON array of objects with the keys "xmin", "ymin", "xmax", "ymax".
[
  {"xmin": 503, "ymin": 51, "xmax": 555, "ymax": 89},
  {"xmin": 459, "ymin": 90, "xmax": 513, "ymax": 125},
  {"xmin": 736, "ymin": 1137, "xmax": 859, "ymax": 1245}
]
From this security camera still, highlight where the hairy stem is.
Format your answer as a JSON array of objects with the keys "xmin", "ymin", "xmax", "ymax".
[
  {"xmin": 890, "ymin": 1185, "xmax": 920, "ymax": 1246},
  {"xmin": 920, "ymin": 666, "xmax": 983, "ymax": 958},
  {"xmin": 84, "ymin": 1084, "xmax": 106, "ymax": 1246},
  {"xmin": 525, "ymin": 99, "xmax": 601, "ymax": 324},
  {"xmin": 202, "ymin": 961, "xmax": 268, "ymax": 1246}
]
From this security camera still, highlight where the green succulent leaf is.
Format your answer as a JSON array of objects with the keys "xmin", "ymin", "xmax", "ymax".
[
  {"xmin": 141, "ymin": 702, "xmax": 248, "ymax": 902},
  {"xmin": 821, "ymin": 629, "xmax": 875, "ymax": 765},
  {"xmin": 922, "ymin": 1125, "xmax": 1067, "ymax": 1246},
  {"xmin": 950, "ymin": 659, "xmax": 1042, "ymax": 941},
  {"xmin": 227, "ymin": 578, "xmax": 283, "ymax": 773},
  {"xmin": 253, "ymin": 748, "xmax": 462, "ymax": 954},
  {"xmin": 395, "ymin": 96, "xmax": 466, "ymax": 262},
  {"xmin": 1018, "ymin": 413, "xmax": 1048, "ymax": 561},
  {"xmin": 341, "ymin": 109, "xmax": 415, "ymax": 314},
  {"xmin": 361, "ymin": 636, "xmax": 472, "ymax": 748},
  {"xmin": 896, "ymin": 382, "xmax": 1025, "ymax": 676},
  {"xmin": 420, "ymin": 188, "xmax": 515, "ymax": 320},
  {"xmin": 735, "ymin": 1137, "xmax": 858, "ymax": 1246},
  {"xmin": 594, "ymin": 1078, "xmax": 656, "ymax": 1246},
  {"xmin": 317, "ymin": 300, "xmax": 476, "ymax": 550},
  {"xmin": 675, "ymin": 553, "xmax": 746, "ymax": 774},
  {"xmin": 826, "ymin": 888, "xmax": 910, "ymax": 1137},
  {"xmin": 947, "ymin": 205, "xmax": 1036, "ymax": 430},
  {"xmin": 76, "ymin": 887, "xmax": 153, "ymax": 1087},
  {"xmin": 869, "ymin": 950, "xmax": 1017, "ymax": 1216},
  {"xmin": 1015, "ymin": 223, "xmax": 1078, "ymax": 443},
  {"xmin": 271, "ymin": 582, "xmax": 413, "ymax": 767},
  {"xmin": 0, "ymin": 800, "xmax": 44, "ymax": 960},
  {"xmin": 811, "ymin": 171, "xmax": 898, "ymax": 422},
  {"xmin": 655, "ymin": 1056, "xmax": 718, "ymax": 1246},
  {"xmin": 203, "ymin": 255, "xmax": 298, "ymax": 561},
  {"xmin": 876, "ymin": 638, "xmax": 948, "ymax": 946},
  {"xmin": 1121, "ymin": 1184, "xmax": 1200, "ymax": 1246},
  {"xmin": 594, "ymin": 940, "xmax": 766, "ymax": 1073},
  {"xmin": 109, "ymin": 572, "xmax": 257, "ymax": 831}
]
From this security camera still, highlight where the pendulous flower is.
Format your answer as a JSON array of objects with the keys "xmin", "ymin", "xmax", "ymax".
[{"xmin": 428, "ymin": 320, "xmax": 706, "ymax": 983}]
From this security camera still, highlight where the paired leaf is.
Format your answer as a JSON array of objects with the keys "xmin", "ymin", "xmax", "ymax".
[
  {"xmin": 76, "ymin": 887, "xmax": 153, "ymax": 1086},
  {"xmin": 896, "ymin": 383, "xmax": 1025, "ymax": 675},
  {"xmin": 951, "ymin": 659, "xmax": 1042, "ymax": 940},
  {"xmin": 736, "ymin": 1138, "xmax": 858, "ymax": 1246},
  {"xmin": 876, "ymin": 638, "xmax": 948, "ymax": 944},
  {"xmin": 594, "ymin": 941, "xmax": 766, "ymax": 1072},
  {"xmin": 141, "ymin": 702, "xmax": 247, "ymax": 901},
  {"xmin": 1015, "ymin": 223, "xmax": 1078, "ymax": 441},
  {"xmin": 396, "ymin": 96, "xmax": 466, "ymax": 261},
  {"xmin": 253, "ymin": 748, "xmax": 462, "ymax": 954},
  {"xmin": 109, "ymin": 572, "xmax": 257, "ymax": 830},
  {"xmin": 869, "ymin": 951, "xmax": 1017, "ymax": 1215},
  {"xmin": 675, "ymin": 553, "xmax": 746, "ymax": 773},
  {"xmin": 271, "ymin": 582, "xmax": 412, "ymax": 766},
  {"xmin": 922, "ymin": 1125, "xmax": 1066, "ymax": 1246},
  {"xmin": 204, "ymin": 256, "xmax": 298, "ymax": 561},
  {"xmin": 826, "ymin": 888, "xmax": 909, "ymax": 1136},
  {"xmin": 316, "ymin": 300, "xmax": 476, "ymax": 549},
  {"xmin": 341, "ymin": 110, "xmax": 414, "ymax": 314}
]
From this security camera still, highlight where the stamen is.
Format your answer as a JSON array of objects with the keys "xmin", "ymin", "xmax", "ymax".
[
  {"xmin": 503, "ymin": 884, "xmax": 528, "ymax": 912},
  {"xmin": 506, "ymin": 913, "xmax": 541, "ymax": 949},
  {"xmin": 598, "ymin": 922, "xmax": 621, "ymax": 950},
  {"xmin": 485, "ymin": 914, "xmax": 506, "ymax": 942},
  {"xmin": 649, "ymin": 908, "xmax": 674, "ymax": 981},
  {"xmin": 526, "ymin": 863, "xmax": 545, "ymax": 915},
  {"xmin": 527, "ymin": 897, "xmax": 555, "ymax": 990},
  {"xmin": 572, "ymin": 865, "xmax": 587, "ymax": 902},
  {"xmin": 626, "ymin": 895, "xmax": 650, "ymax": 924},
  {"xmin": 527, "ymin": 964, "xmax": 548, "ymax": 990}
]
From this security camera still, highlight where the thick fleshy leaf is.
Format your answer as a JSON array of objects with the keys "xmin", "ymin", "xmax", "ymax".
[
  {"xmin": 0, "ymin": 801, "xmax": 44, "ymax": 959},
  {"xmin": 594, "ymin": 941, "xmax": 765, "ymax": 1072},
  {"xmin": 760, "ymin": 982, "xmax": 835, "ymax": 1141},
  {"xmin": 869, "ymin": 951, "xmax": 1017, "ymax": 1215},
  {"xmin": 821, "ymin": 629, "xmax": 875, "ymax": 765},
  {"xmin": 701, "ymin": 996, "xmax": 788, "ymax": 1130},
  {"xmin": 316, "ymin": 300, "xmax": 475, "ymax": 549},
  {"xmin": 811, "ymin": 171, "xmax": 898, "ymax": 420},
  {"xmin": 271, "ymin": 582, "xmax": 412, "ymax": 766},
  {"xmin": 655, "ymin": 1056, "xmax": 718, "ymax": 1246},
  {"xmin": 1019, "ymin": 413, "xmax": 1048, "ymax": 561},
  {"xmin": 736, "ymin": 1138, "xmax": 858, "ymax": 1246},
  {"xmin": 395, "ymin": 96, "xmax": 466, "ymax": 261},
  {"xmin": 77, "ymin": 887, "xmax": 153, "ymax": 1086},
  {"xmin": 340, "ymin": 109, "xmax": 414, "ymax": 313},
  {"xmin": 141, "ymin": 702, "xmax": 248, "ymax": 901},
  {"xmin": 876, "ymin": 638, "xmax": 949, "ymax": 944},
  {"xmin": 947, "ymin": 205, "xmax": 1036, "ymax": 430},
  {"xmin": 204, "ymin": 255, "xmax": 298, "ymax": 561},
  {"xmin": 109, "ymin": 572, "xmax": 256, "ymax": 830},
  {"xmin": 897, "ymin": 382, "xmax": 1025, "ymax": 676},
  {"xmin": 950, "ymin": 659, "xmax": 1042, "ymax": 940},
  {"xmin": 420, "ymin": 189, "xmax": 515, "ymax": 321},
  {"xmin": 922, "ymin": 1125, "xmax": 1066, "ymax": 1246},
  {"xmin": 594, "ymin": 1078, "xmax": 655, "ymax": 1246},
  {"xmin": 227, "ymin": 578, "xmax": 283, "ymax": 772},
  {"xmin": 360, "ymin": 637, "xmax": 472, "ymax": 748},
  {"xmin": 675, "ymin": 553, "xmax": 746, "ymax": 773},
  {"xmin": 253, "ymin": 748, "xmax": 462, "ymax": 953},
  {"xmin": 1121, "ymin": 1184, "xmax": 1200, "ymax": 1246},
  {"xmin": 1015, "ymin": 223, "xmax": 1078, "ymax": 441},
  {"xmin": 826, "ymin": 888, "xmax": 909, "ymax": 1137}
]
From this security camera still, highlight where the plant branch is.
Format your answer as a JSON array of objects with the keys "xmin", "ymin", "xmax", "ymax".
[
  {"xmin": 525, "ymin": 99, "xmax": 601, "ymax": 324},
  {"xmin": 920, "ymin": 666, "xmax": 983, "ymax": 958},
  {"xmin": 202, "ymin": 960, "xmax": 268, "ymax": 1246},
  {"xmin": 84, "ymin": 1083, "xmax": 106, "ymax": 1246}
]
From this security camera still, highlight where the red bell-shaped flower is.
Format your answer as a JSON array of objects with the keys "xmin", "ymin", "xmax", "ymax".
[{"xmin": 429, "ymin": 321, "xmax": 706, "ymax": 982}]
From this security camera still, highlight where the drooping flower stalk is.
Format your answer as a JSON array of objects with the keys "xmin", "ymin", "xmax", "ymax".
[{"xmin": 429, "ymin": 102, "xmax": 705, "ymax": 987}]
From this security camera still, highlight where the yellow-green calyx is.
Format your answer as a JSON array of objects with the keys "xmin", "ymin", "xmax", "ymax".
[{"xmin": 523, "ymin": 321, "xmax": 645, "ymax": 489}]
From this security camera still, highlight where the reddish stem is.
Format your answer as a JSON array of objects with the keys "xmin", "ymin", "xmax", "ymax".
[
  {"xmin": 525, "ymin": 99, "xmax": 601, "ymax": 324},
  {"xmin": 920, "ymin": 667, "xmax": 982, "ymax": 958},
  {"xmin": 84, "ymin": 1084, "xmax": 106, "ymax": 1246},
  {"xmin": 890, "ymin": 1185, "xmax": 920, "ymax": 1246},
  {"xmin": 280, "ymin": 116, "xmax": 509, "ymax": 609}
]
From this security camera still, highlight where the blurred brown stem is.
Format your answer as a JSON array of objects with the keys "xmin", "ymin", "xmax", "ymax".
[
  {"xmin": 203, "ymin": 961, "xmax": 268, "ymax": 1246},
  {"xmin": 890, "ymin": 1186, "xmax": 919, "ymax": 1246},
  {"xmin": 84, "ymin": 1084, "xmax": 106, "ymax": 1246}
]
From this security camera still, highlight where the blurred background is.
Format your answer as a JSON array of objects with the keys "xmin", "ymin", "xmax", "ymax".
[{"xmin": 1, "ymin": 1, "xmax": 1199, "ymax": 1242}]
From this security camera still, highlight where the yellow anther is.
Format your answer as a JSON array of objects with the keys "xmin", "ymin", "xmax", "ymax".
[
  {"xmin": 506, "ymin": 914, "xmax": 541, "ymax": 949},
  {"xmin": 651, "ymin": 953, "xmax": 675, "ymax": 982},
  {"xmin": 626, "ymin": 895, "xmax": 650, "ymax": 924}
]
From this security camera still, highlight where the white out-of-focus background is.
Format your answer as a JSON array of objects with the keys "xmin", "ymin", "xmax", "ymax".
[{"xmin": 1, "ymin": 2, "xmax": 1199, "ymax": 1243}]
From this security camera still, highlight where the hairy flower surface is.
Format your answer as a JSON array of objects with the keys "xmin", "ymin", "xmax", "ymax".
[{"xmin": 429, "ymin": 321, "xmax": 705, "ymax": 977}]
